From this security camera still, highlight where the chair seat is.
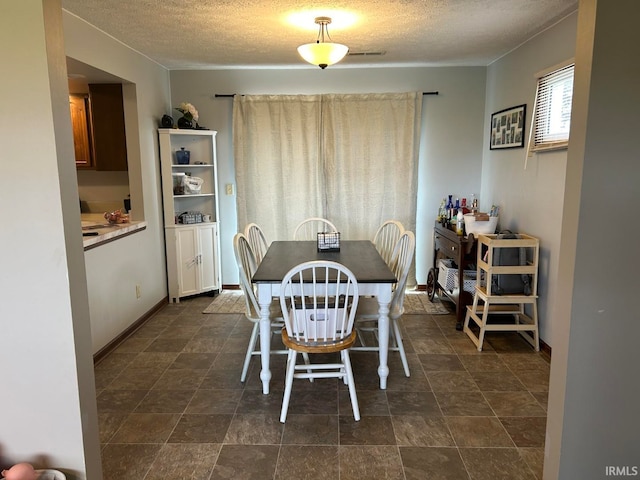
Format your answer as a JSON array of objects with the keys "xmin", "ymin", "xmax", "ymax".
[{"xmin": 281, "ymin": 329, "xmax": 357, "ymax": 353}]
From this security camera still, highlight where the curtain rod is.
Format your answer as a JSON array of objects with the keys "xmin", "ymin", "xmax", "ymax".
[{"xmin": 214, "ymin": 91, "xmax": 438, "ymax": 98}]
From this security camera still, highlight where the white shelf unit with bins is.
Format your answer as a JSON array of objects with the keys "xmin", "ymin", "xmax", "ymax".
[
  {"xmin": 158, "ymin": 128, "xmax": 221, "ymax": 303},
  {"xmin": 463, "ymin": 233, "xmax": 540, "ymax": 352}
]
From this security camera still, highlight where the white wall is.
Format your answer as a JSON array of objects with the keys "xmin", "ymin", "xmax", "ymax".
[
  {"xmin": 168, "ymin": 67, "xmax": 487, "ymax": 287},
  {"xmin": 77, "ymin": 170, "xmax": 130, "ymax": 213},
  {"xmin": 2, "ymin": 5, "xmax": 172, "ymax": 474},
  {"xmin": 483, "ymin": 13, "xmax": 578, "ymax": 346},
  {"xmin": 546, "ymin": 1, "xmax": 640, "ymax": 477},
  {"xmin": 0, "ymin": 2, "xmax": 101, "ymax": 477},
  {"xmin": 63, "ymin": 12, "xmax": 172, "ymax": 352}
]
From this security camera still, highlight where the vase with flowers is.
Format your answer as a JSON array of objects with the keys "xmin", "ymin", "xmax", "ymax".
[{"xmin": 175, "ymin": 102, "xmax": 199, "ymax": 129}]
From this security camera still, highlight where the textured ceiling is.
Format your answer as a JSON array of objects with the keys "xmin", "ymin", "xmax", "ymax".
[{"xmin": 62, "ymin": 0, "xmax": 578, "ymax": 70}]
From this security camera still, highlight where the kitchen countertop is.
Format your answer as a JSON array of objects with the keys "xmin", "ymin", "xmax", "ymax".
[{"xmin": 81, "ymin": 213, "xmax": 147, "ymax": 250}]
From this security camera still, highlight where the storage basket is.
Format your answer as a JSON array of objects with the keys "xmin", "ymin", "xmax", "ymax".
[
  {"xmin": 317, "ymin": 232, "xmax": 340, "ymax": 252},
  {"xmin": 290, "ymin": 304, "xmax": 344, "ymax": 339},
  {"xmin": 437, "ymin": 259, "xmax": 458, "ymax": 292},
  {"xmin": 183, "ymin": 176, "xmax": 203, "ymax": 194},
  {"xmin": 464, "ymin": 214, "xmax": 499, "ymax": 235},
  {"xmin": 178, "ymin": 211, "xmax": 203, "ymax": 224},
  {"xmin": 437, "ymin": 259, "xmax": 477, "ymax": 293},
  {"xmin": 462, "ymin": 270, "xmax": 477, "ymax": 294}
]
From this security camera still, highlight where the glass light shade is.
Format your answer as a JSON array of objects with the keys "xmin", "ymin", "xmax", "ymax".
[{"xmin": 297, "ymin": 42, "xmax": 349, "ymax": 69}]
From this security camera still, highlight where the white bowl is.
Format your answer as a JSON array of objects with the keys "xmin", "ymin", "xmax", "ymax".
[
  {"xmin": 464, "ymin": 214, "xmax": 499, "ymax": 235},
  {"xmin": 35, "ymin": 470, "xmax": 66, "ymax": 480}
]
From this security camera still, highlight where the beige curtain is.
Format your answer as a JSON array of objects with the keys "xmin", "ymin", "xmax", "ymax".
[
  {"xmin": 322, "ymin": 92, "xmax": 422, "ymax": 240},
  {"xmin": 234, "ymin": 95, "xmax": 323, "ymax": 243},
  {"xmin": 233, "ymin": 92, "xmax": 422, "ymax": 247}
]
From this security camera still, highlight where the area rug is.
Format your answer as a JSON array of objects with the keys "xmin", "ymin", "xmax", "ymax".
[
  {"xmin": 203, "ymin": 289, "xmax": 450, "ymax": 315},
  {"xmin": 203, "ymin": 290, "xmax": 246, "ymax": 314},
  {"xmin": 403, "ymin": 290, "xmax": 450, "ymax": 315}
]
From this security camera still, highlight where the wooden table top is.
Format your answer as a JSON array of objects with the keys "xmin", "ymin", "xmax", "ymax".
[{"xmin": 253, "ymin": 240, "xmax": 397, "ymax": 284}]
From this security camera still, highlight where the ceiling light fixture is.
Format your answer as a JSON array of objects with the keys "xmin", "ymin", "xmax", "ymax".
[{"xmin": 297, "ymin": 16, "xmax": 349, "ymax": 69}]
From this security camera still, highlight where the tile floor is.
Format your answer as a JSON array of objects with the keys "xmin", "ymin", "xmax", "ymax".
[{"xmin": 95, "ymin": 294, "xmax": 550, "ymax": 480}]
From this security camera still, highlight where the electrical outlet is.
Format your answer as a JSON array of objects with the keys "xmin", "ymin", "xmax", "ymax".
[
  {"xmin": 135, "ymin": 284, "xmax": 141, "ymax": 299},
  {"xmin": 226, "ymin": 184, "xmax": 234, "ymax": 195}
]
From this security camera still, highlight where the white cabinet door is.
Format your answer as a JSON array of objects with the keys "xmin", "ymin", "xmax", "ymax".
[
  {"xmin": 197, "ymin": 223, "xmax": 218, "ymax": 292},
  {"xmin": 173, "ymin": 224, "xmax": 220, "ymax": 300},
  {"xmin": 175, "ymin": 226, "xmax": 199, "ymax": 298}
]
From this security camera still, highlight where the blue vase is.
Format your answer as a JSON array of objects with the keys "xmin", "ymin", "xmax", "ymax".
[{"xmin": 175, "ymin": 147, "xmax": 190, "ymax": 165}]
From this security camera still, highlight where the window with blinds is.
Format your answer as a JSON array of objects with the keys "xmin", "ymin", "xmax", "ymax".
[{"xmin": 531, "ymin": 63, "xmax": 575, "ymax": 151}]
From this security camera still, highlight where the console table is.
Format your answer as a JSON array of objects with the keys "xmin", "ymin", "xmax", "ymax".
[{"xmin": 426, "ymin": 222, "xmax": 477, "ymax": 330}]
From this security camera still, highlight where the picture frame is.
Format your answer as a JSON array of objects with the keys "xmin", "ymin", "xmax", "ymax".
[{"xmin": 490, "ymin": 104, "xmax": 526, "ymax": 150}]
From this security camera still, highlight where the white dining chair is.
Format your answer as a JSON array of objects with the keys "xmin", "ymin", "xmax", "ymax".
[
  {"xmin": 293, "ymin": 217, "xmax": 338, "ymax": 241},
  {"xmin": 353, "ymin": 230, "xmax": 415, "ymax": 377},
  {"xmin": 244, "ymin": 222, "xmax": 269, "ymax": 265},
  {"xmin": 233, "ymin": 233, "xmax": 288, "ymax": 382},
  {"xmin": 278, "ymin": 260, "xmax": 361, "ymax": 423},
  {"xmin": 373, "ymin": 220, "xmax": 405, "ymax": 266}
]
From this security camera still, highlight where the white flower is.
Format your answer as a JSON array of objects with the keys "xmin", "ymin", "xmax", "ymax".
[{"xmin": 175, "ymin": 102, "xmax": 199, "ymax": 122}]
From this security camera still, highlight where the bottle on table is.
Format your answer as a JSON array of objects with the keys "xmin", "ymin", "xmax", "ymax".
[
  {"xmin": 456, "ymin": 209, "xmax": 465, "ymax": 235},
  {"xmin": 471, "ymin": 194, "xmax": 479, "ymax": 214},
  {"xmin": 437, "ymin": 198, "xmax": 447, "ymax": 224},
  {"xmin": 461, "ymin": 198, "xmax": 469, "ymax": 214},
  {"xmin": 446, "ymin": 195, "xmax": 454, "ymax": 223}
]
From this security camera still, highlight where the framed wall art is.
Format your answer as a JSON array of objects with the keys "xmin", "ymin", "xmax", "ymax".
[{"xmin": 490, "ymin": 104, "xmax": 526, "ymax": 150}]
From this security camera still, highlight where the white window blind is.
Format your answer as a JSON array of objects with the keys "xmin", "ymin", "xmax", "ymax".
[{"xmin": 532, "ymin": 63, "xmax": 574, "ymax": 151}]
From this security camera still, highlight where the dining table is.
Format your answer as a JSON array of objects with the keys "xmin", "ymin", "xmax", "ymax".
[{"xmin": 252, "ymin": 240, "xmax": 397, "ymax": 394}]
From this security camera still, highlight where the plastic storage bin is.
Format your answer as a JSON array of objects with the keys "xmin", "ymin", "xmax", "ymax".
[{"xmin": 464, "ymin": 214, "xmax": 498, "ymax": 235}]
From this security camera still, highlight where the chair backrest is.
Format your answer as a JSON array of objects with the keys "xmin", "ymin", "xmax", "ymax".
[
  {"xmin": 279, "ymin": 260, "xmax": 359, "ymax": 344},
  {"xmin": 233, "ymin": 233, "xmax": 260, "ymax": 321},
  {"xmin": 293, "ymin": 217, "xmax": 338, "ymax": 241},
  {"xmin": 244, "ymin": 223, "xmax": 269, "ymax": 265},
  {"xmin": 373, "ymin": 220, "xmax": 405, "ymax": 266},
  {"xmin": 387, "ymin": 231, "xmax": 415, "ymax": 318}
]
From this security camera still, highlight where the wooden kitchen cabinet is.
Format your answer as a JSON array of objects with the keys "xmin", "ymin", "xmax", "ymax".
[
  {"xmin": 88, "ymin": 83, "xmax": 128, "ymax": 171},
  {"xmin": 70, "ymin": 84, "xmax": 128, "ymax": 170},
  {"xmin": 69, "ymin": 94, "xmax": 93, "ymax": 168},
  {"xmin": 158, "ymin": 129, "xmax": 221, "ymax": 302}
]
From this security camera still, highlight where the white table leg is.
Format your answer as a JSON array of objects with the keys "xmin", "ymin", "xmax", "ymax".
[
  {"xmin": 257, "ymin": 284, "xmax": 273, "ymax": 394},
  {"xmin": 377, "ymin": 286, "xmax": 392, "ymax": 389}
]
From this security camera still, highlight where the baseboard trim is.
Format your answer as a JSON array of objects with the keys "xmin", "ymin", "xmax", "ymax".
[
  {"xmin": 539, "ymin": 339, "xmax": 552, "ymax": 360},
  {"xmin": 93, "ymin": 297, "xmax": 168, "ymax": 365},
  {"xmin": 415, "ymin": 284, "xmax": 552, "ymax": 358},
  {"xmin": 222, "ymin": 284, "xmax": 241, "ymax": 290}
]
